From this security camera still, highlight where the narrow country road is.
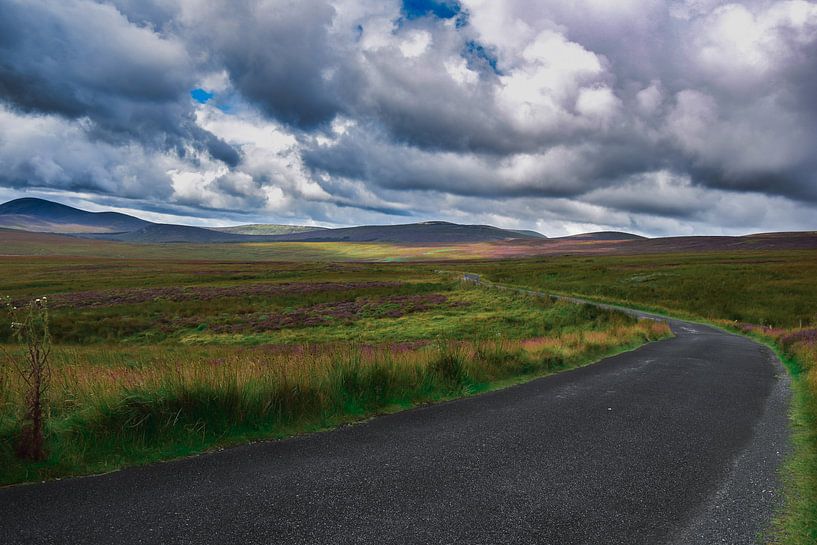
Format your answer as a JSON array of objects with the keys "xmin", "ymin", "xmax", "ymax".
[{"xmin": 0, "ymin": 309, "xmax": 790, "ymax": 545}]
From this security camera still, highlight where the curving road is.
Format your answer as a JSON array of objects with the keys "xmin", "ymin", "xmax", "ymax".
[{"xmin": 0, "ymin": 309, "xmax": 790, "ymax": 544}]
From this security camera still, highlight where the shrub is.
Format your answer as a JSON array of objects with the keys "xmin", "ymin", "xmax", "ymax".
[{"xmin": 2, "ymin": 297, "xmax": 52, "ymax": 460}]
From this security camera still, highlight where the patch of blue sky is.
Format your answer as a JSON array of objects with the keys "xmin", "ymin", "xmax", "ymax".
[
  {"xmin": 464, "ymin": 40, "xmax": 501, "ymax": 75},
  {"xmin": 402, "ymin": 0, "xmax": 461, "ymax": 20},
  {"xmin": 191, "ymin": 87, "xmax": 240, "ymax": 114},
  {"xmin": 190, "ymin": 88, "xmax": 214, "ymax": 104}
]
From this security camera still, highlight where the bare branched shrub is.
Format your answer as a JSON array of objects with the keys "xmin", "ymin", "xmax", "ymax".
[
  {"xmin": 2, "ymin": 296, "xmax": 52, "ymax": 460},
  {"xmin": 0, "ymin": 348, "xmax": 7, "ymax": 415}
]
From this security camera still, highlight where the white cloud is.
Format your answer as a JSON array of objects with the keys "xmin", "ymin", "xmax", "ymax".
[
  {"xmin": 688, "ymin": 1, "xmax": 817, "ymax": 89},
  {"xmin": 497, "ymin": 30, "xmax": 607, "ymax": 132},
  {"xmin": 196, "ymin": 104, "xmax": 332, "ymax": 206},
  {"xmin": 0, "ymin": 106, "xmax": 178, "ymax": 199},
  {"xmin": 445, "ymin": 57, "xmax": 478, "ymax": 85},
  {"xmin": 399, "ymin": 30, "xmax": 432, "ymax": 58},
  {"xmin": 575, "ymin": 86, "xmax": 621, "ymax": 126}
]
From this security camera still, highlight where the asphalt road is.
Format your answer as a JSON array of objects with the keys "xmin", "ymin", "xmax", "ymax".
[{"xmin": 0, "ymin": 313, "xmax": 790, "ymax": 545}]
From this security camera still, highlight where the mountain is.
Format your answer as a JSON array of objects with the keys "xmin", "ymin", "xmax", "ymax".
[
  {"xmin": 211, "ymin": 224, "xmax": 327, "ymax": 236},
  {"xmin": 0, "ymin": 198, "xmax": 150, "ymax": 233},
  {"xmin": 263, "ymin": 221, "xmax": 547, "ymax": 243},
  {"xmin": 555, "ymin": 231, "xmax": 646, "ymax": 241}
]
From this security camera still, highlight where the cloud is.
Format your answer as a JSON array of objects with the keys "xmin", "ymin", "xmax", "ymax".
[
  {"xmin": 176, "ymin": 0, "xmax": 350, "ymax": 129},
  {"xmin": 0, "ymin": 0, "xmax": 238, "ymax": 164},
  {"xmin": 0, "ymin": 106, "xmax": 176, "ymax": 199},
  {"xmin": 1, "ymin": 0, "xmax": 816, "ymax": 235}
]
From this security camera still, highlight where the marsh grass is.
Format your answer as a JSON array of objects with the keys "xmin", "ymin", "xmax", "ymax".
[{"xmin": 0, "ymin": 317, "xmax": 668, "ymax": 485}]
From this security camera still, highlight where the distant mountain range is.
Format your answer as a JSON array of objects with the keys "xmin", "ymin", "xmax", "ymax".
[
  {"xmin": 3, "ymin": 198, "xmax": 816, "ymax": 258},
  {"xmin": 0, "ymin": 198, "xmax": 557, "ymax": 244}
]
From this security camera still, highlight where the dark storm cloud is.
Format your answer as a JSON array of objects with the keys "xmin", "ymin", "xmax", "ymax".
[
  {"xmin": 0, "ymin": 2, "xmax": 184, "ymax": 112},
  {"xmin": 179, "ymin": 0, "xmax": 350, "ymax": 130},
  {"xmin": 1, "ymin": 0, "xmax": 816, "ymax": 234},
  {"xmin": 0, "ymin": 0, "xmax": 238, "ymax": 164},
  {"xmin": 302, "ymin": 123, "xmax": 673, "ymax": 201}
]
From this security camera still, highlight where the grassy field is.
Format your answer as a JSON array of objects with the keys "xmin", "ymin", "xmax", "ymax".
[
  {"xmin": 4, "ymin": 248, "xmax": 815, "ymax": 541},
  {"xmin": 0, "ymin": 257, "xmax": 668, "ymax": 485},
  {"xmin": 464, "ymin": 249, "xmax": 817, "ymax": 544},
  {"xmin": 464, "ymin": 250, "xmax": 817, "ymax": 328}
]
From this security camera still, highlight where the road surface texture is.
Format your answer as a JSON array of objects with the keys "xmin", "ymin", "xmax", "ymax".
[{"xmin": 0, "ymin": 308, "xmax": 790, "ymax": 545}]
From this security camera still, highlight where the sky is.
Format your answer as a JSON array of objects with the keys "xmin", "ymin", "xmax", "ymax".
[{"xmin": 0, "ymin": 0, "xmax": 816, "ymax": 236}]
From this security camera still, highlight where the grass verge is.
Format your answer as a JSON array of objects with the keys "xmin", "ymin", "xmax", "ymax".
[
  {"xmin": 733, "ymin": 332, "xmax": 817, "ymax": 545},
  {"xmin": 0, "ymin": 314, "xmax": 669, "ymax": 486}
]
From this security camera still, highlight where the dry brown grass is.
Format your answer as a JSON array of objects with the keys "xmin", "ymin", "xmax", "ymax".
[{"xmin": 0, "ymin": 318, "xmax": 669, "ymax": 485}]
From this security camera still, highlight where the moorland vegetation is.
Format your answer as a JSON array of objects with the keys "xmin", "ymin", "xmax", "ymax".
[{"xmin": 0, "ymin": 258, "xmax": 667, "ymax": 485}]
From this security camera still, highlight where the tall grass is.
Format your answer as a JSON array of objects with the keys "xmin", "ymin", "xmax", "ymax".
[{"xmin": 0, "ymin": 318, "xmax": 668, "ymax": 485}]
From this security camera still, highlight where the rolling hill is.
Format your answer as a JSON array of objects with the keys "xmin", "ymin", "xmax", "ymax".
[
  {"xmin": 0, "ymin": 198, "xmax": 150, "ymax": 233},
  {"xmin": 102, "ymin": 221, "xmax": 546, "ymax": 244},
  {"xmin": 211, "ymin": 224, "xmax": 327, "ymax": 236},
  {"xmin": 99, "ymin": 224, "xmax": 270, "ymax": 243},
  {"xmin": 262, "ymin": 221, "xmax": 547, "ymax": 243},
  {"xmin": 555, "ymin": 231, "xmax": 646, "ymax": 241}
]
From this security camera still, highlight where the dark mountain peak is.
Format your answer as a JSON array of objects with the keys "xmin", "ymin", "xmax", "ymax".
[
  {"xmin": 0, "ymin": 197, "xmax": 75, "ymax": 215},
  {"xmin": 0, "ymin": 197, "xmax": 150, "ymax": 233}
]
